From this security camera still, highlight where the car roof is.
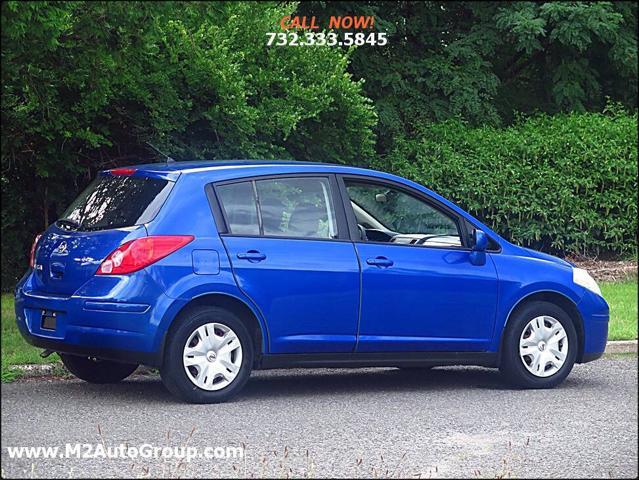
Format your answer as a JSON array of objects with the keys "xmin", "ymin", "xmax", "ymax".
[
  {"xmin": 115, "ymin": 159, "xmax": 385, "ymax": 179},
  {"xmin": 125, "ymin": 160, "xmax": 333, "ymax": 172}
]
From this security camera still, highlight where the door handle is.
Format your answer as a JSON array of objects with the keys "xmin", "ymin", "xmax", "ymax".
[
  {"xmin": 236, "ymin": 250, "xmax": 266, "ymax": 262},
  {"xmin": 366, "ymin": 256, "xmax": 394, "ymax": 268}
]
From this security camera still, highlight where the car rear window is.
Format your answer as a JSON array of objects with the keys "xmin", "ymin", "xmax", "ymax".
[{"xmin": 58, "ymin": 174, "xmax": 173, "ymax": 231}]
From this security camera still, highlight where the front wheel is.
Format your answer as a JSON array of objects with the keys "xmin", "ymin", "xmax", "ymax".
[
  {"xmin": 500, "ymin": 301, "xmax": 578, "ymax": 389},
  {"xmin": 160, "ymin": 306, "xmax": 254, "ymax": 403},
  {"xmin": 60, "ymin": 354, "xmax": 138, "ymax": 384}
]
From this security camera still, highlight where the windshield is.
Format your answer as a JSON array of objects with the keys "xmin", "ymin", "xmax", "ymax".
[{"xmin": 58, "ymin": 175, "xmax": 173, "ymax": 231}]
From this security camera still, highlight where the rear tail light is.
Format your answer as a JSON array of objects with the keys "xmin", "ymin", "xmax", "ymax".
[
  {"xmin": 96, "ymin": 235, "xmax": 194, "ymax": 275},
  {"xmin": 29, "ymin": 234, "xmax": 42, "ymax": 268}
]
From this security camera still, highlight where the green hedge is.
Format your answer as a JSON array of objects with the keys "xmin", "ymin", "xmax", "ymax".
[{"xmin": 378, "ymin": 108, "xmax": 637, "ymax": 256}]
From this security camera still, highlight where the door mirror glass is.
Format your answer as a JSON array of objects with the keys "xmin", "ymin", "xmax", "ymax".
[{"xmin": 473, "ymin": 229, "xmax": 488, "ymax": 252}]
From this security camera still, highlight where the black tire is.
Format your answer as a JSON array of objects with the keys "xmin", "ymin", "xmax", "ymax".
[
  {"xmin": 160, "ymin": 306, "xmax": 254, "ymax": 403},
  {"xmin": 499, "ymin": 301, "xmax": 578, "ymax": 389},
  {"xmin": 60, "ymin": 354, "xmax": 138, "ymax": 384}
]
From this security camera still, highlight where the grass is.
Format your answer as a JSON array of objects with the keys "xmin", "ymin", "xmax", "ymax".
[
  {"xmin": 1, "ymin": 280, "xmax": 637, "ymax": 381},
  {"xmin": 1, "ymin": 294, "xmax": 59, "ymax": 381},
  {"xmin": 601, "ymin": 280, "xmax": 638, "ymax": 341}
]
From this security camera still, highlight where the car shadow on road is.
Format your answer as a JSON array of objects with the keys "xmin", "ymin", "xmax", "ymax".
[
  {"xmin": 26, "ymin": 365, "xmax": 594, "ymax": 404},
  {"xmin": 241, "ymin": 367, "xmax": 514, "ymax": 401},
  {"xmin": 248, "ymin": 364, "xmax": 606, "ymax": 397},
  {"xmin": 239, "ymin": 365, "xmax": 601, "ymax": 402}
]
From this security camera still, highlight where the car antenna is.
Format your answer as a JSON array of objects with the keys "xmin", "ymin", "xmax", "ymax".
[{"xmin": 146, "ymin": 142, "xmax": 175, "ymax": 163}]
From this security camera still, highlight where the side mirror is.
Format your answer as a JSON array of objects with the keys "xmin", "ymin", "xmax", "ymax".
[
  {"xmin": 470, "ymin": 230, "xmax": 488, "ymax": 266},
  {"xmin": 375, "ymin": 193, "xmax": 388, "ymax": 203},
  {"xmin": 474, "ymin": 230, "xmax": 488, "ymax": 251}
]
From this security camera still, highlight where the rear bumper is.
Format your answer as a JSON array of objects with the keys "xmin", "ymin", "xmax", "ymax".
[
  {"xmin": 19, "ymin": 328, "xmax": 162, "ymax": 366},
  {"xmin": 14, "ymin": 272, "xmax": 176, "ymax": 367}
]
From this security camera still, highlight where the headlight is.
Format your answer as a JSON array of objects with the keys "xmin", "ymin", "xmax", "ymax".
[{"xmin": 573, "ymin": 268, "xmax": 602, "ymax": 296}]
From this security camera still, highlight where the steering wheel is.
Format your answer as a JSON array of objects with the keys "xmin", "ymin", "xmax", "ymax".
[{"xmin": 357, "ymin": 224, "xmax": 368, "ymax": 241}]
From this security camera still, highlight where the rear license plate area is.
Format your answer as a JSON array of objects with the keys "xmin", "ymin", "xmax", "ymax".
[{"xmin": 41, "ymin": 310, "xmax": 57, "ymax": 331}]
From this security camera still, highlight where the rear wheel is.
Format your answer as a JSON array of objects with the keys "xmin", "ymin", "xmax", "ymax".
[
  {"xmin": 499, "ymin": 301, "xmax": 577, "ymax": 388},
  {"xmin": 60, "ymin": 354, "xmax": 138, "ymax": 384},
  {"xmin": 160, "ymin": 306, "xmax": 253, "ymax": 403}
]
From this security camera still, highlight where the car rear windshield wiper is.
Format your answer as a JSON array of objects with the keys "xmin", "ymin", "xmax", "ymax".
[{"xmin": 57, "ymin": 218, "xmax": 81, "ymax": 230}]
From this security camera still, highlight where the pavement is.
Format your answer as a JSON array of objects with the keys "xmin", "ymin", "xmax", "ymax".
[
  {"xmin": 1, "ymin": 356, "xmax": 637, "ymax": 478},
  {"xmin": 605, "ymin": 340, "xmax": 638, "ymax": 354}
]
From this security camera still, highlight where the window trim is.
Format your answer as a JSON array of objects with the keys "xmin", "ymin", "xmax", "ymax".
[
  {"xmin": 462, "ymin": 218, "xmax": 502, "ymax": 253},
  {"xmin": 207, "ymin": 173, "xmax": 350, "ymax": 242},
  {"xmin": 337, "ymin": 174, "xmax": 473, "ymax": 251}
]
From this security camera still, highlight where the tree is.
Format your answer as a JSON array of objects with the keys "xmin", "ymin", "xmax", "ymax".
[
  {"xmin": 297, "ymin": 1, "xmax": 638, "ymax": 150},
  {"xmin": 1, "ymin": 1, "xmax": 376, "ymax": 288}
]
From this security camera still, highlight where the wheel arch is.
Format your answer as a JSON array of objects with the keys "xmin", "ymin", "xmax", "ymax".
[
  {"xmin": 165, "ymin": 293, "xmax": 268, "ymax": 367},
  {"xmin": 499, "ymin": 290, "xmax": 585, "ymax": 364}
]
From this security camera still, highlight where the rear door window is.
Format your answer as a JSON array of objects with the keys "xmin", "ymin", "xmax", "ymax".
[
  {"xmin": 58, "ymin": 174, "xmax": 173, "ymax": 231},
  {"xmin": 216, "ymin": 177, "xmax": 338, "ymax": 239},
  {"xmin": 216, "ymin": 182, "xmax": 260, "ymax": 235},
  {"xmin": 255, "ymin": 177, "xmax": 337, "ymax": 239}
]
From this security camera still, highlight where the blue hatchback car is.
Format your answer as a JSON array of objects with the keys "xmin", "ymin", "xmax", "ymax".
[{"xmin": 15, "ymin": 161, "xmax": 609, "ymax": 403}]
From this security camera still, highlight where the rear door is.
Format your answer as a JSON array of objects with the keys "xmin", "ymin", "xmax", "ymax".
[
  {"xmin": 32, "ymin": 171, "xmax": 174, "ymax": 295},
  {"xmin": 213, "ymin": 174, "xmax": 360, "ymax": 354}
]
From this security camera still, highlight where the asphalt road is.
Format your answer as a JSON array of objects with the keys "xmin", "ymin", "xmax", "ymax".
[{"xmin": 1, "ymin": 357, "xmax": 637, "ymax": 478}]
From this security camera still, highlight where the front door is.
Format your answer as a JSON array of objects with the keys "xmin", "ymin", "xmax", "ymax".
[
  {"xmin": 215, "ymin": 175, "xmax": 360, "ymax": 354},
  {"xmin": 341, "ymin": 177, "xmax": 499, "ymax": 352}
]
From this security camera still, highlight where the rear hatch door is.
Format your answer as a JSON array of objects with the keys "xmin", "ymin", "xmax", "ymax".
[{"xmin": 32, "ymin": 170, "xmax": 175, "ymax": 295}]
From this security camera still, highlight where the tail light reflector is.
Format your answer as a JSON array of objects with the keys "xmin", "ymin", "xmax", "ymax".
[
  {"xmin": 29, "ymin": 234, "xmax": 43, "ymax": 268},
  {"xmin": 96, "ymin": 235, "xmax": 194, "ymax": 275}
]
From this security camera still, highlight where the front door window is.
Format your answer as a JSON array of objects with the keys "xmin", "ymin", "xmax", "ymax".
[{"xmin": 344, "ymin": 180, "xmax": 461, "ymax": 247}]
